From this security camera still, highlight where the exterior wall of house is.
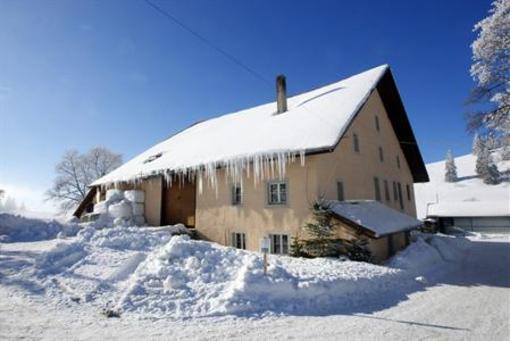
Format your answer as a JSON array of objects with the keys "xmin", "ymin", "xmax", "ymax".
[
  {"xmin": 313, "ymin": 89, "xmax": 416, "ymax": 217},
  {"xmin": 194, "ymin": 89, "xmax": 418, "ymax": 257},
  {"xmin": 332, "ymin": 219, "xmax": 409, "ymax": 263}
]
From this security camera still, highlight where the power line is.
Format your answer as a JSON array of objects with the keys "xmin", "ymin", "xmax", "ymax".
[{"xmin": 143, "ymin": 0, "xmax": 271, "ymax": 86}]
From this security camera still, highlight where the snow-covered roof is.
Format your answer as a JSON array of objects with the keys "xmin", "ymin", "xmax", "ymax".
[
  {"xmin": 325, "ymin": 200, "xmax": 423, "ymax": 238},
  {"xmin": 414, "ymin": 151, "xmax": 510, "ymax": 219},
  {"xmin": 427, "ymin": 201, "xmax": 509, "ymax": 218},
  {"xmin": 92, "ymin": 65, "xmax": 427, "ymax": 186}
]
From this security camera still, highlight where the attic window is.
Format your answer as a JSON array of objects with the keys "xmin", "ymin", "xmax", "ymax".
[{"xmin": 144, "ymin": 152, "xmax": 163, "ymax": 164}]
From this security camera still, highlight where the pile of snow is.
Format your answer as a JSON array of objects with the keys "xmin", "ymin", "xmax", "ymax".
[
  {"xmin": 3, "ymin": 221, "xmax": 469, "ymax": 319},
  {"xmin": 93, "ymin": 189, "xmax": 146, "ymax": 227},
  {"xmin": 35, "ymin": 242, "xmax": 87, "ymax": 275},
  {"xmin": 0, "ymin": 213, "xmax": 81, "ymax": 242},
  {"xmin": 115, "ymin": 235, "xmax": 405, "ymax": 317},
  {"xmin": 83, "ymin": 224, "xmax": 189, "ymax": 251},
  {"xmin": 387, "ymin": 238, "xmax": 443, "ymax": 271},
  {"xmin": 414, "ymin": 151, "xmax": 510, "ymax": 219},
  {"xmin": 388, "ymin": 234, "xmax": 470, "ymax": 271}
]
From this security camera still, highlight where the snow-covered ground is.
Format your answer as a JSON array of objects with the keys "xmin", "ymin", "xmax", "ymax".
[
  {"xmin": 414, "ymin": 151, "xmax": 510, "ymax": 219},
  {"xmin": 0, "ymin": 215, "xmax": 509, "ymax": 340}
]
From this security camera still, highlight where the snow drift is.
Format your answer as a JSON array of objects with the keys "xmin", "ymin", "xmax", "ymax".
[
  {"xmin": 115, "ymin": 235, "xmax": 405, "ymax": 317},
  {"xmin": 3, "ymin": 221, "xmax": 469, "ymax": 319},
  {"xmin": 0, "ymin": 213, "xmax": 80, "ymax": 242}
]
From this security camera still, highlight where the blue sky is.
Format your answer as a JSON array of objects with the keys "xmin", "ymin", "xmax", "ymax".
[{"xmin": 0, "ymin": 0, "xmax": 490, "ymax": 211}]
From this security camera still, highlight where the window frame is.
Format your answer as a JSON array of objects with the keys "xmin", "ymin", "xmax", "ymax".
[
  {"xmin": 378, "ymin": 146, "xmax": 384, "ymax": 162},
  {"xmin": 393, "ymin": 181, "xmax": 398, "ymax": 202},
  {"xmin": 396, "ymin": 155, "xmax": 401, "ymax": 169},
  {"xmin": 384, "ymin": 180, "xmax": 390, "ymax": 201},
  {"xmin": 231, "ymin": 232, "xmax": 246, "ymax": 250},
  {"xmin": 231, "ymin": 183, "xmax": 242, "ymax": 206},
  {"xmin": 375, "ymin": 115, "xmax": 380, "ymax": 132},
  {"xmin": 353, "ymin": 133, "xmax": 360, "ymax": 153},
  {"xmin": 267, "ymin": 181, "xmax": 288, "ymax": 206},
  {"xmin": 269, "ymin": 233, "xmax": 289, "ymax": 255},
  {"xmin": 397, "ymin": 182, "xmax": 404, "ymax": 210},
  {"xmin": 373, "ymin": 176, "xmax": 381, "ymax": 201},
  {"xmin": 337, "ymin": 181, "xmax": 344, "ymax": 201},
  {"xmin": 406, "ymin": 184, "xmax": 412, "ymax": 201}
]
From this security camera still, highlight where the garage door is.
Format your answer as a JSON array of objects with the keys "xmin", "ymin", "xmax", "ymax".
[{"xmin": 454, "ymin": 217, "xmax": 510, "ymax": 233}]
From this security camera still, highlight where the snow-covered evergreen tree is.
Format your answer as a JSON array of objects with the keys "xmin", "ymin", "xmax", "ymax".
[
  {"xmin": 289, "ymin": 234, "xmax": 307, "ymax": 257},
  {"xmin": 468, "ymin": 0, "xmax": 510, "ymax": 152},
  {"xmin": 476, "ymin": 144, "xmax": 501, "ymax": 184},
  {"xmin": 472, "ymin": 133, "xmax": 485, "ymax": 156},
  {"xmin": 485, "ymin": 159, "xmax": 502, "ymax": 184},
  {"xmin": 302, "ymin": 201, "xmax": 338, "ymax": 257},
  {"xmin": 503, "ymin": 133, "xmax": 510, "ymax": 159},
  {"xmin": 444, "ymin": 150, "xmax": 458, "ymax": 182},
  {"xmin": 486, "ymin": 133, "xmax": 502, "ymax": 150}
]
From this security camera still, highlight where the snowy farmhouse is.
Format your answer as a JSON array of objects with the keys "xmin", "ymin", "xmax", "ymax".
[
  {"xmin": 414, "ymin": 152, "xmax": 510, "ymax": 233},
  {"xmin": 74, "ymin": 65, "xmax": 429, "ymax": 261}
]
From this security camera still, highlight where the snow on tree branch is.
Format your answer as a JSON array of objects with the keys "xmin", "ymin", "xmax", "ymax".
[{"xmin": 469, "ymin": 0, "xmax": 510, "ymax": 159}]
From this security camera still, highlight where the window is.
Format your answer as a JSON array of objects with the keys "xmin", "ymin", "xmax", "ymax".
[
  {"xmin": 270, "ymin": 234, "xmax": 289, "ymax": 255},
  {"xmin": 144, "ymin": 152, "xmax": 163, "ymax": 164},
  {"xmin": 268, "ymin": 182, "xmax": 287, "ymax": 205},
  {"xmin": 397, "ymin": 182, "xmax": 404, "ymax": 210},
  {"xmin": 375, "ymin": 115, "xmax": 380, "ymax": 132},
  {"xmin": 406, "ymin": 184, "xmax": 411, "ymax": 201},
  {"xmin": 393, "ymin": 181, "xmax": 398, "ymax": 201},
  {"xmin": 396, "ymin": 155, "xmax": 401, "ymax": 169},
  {"xmin": 231, "ymin": 183, "xmax": 242, "ymax": 205},
  {"xmin": 378, "ymin": 147, "xmax": 384, "ymax": 162},
  {"xmin": 337, "ymin": 181, "xmax": 344, "ymax": 201},
  {"xmin": 231, "ymin": 232, "xmax": 246, "ymax": 249},
  {"xmin": 353, "ymin": 133, "xmax": 360, "ymax": 153},
  {"xmin": 384, "ymin": 180, "xmax": 390, "ymax": 201},
  {"xmin": 373, "ymin": 177, "xmax": 381, "ymax": 201}
]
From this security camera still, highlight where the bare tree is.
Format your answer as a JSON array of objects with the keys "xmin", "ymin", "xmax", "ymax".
[{"xmin": 47, "ymin": 147, "xmax": 122, "ymax": 212}]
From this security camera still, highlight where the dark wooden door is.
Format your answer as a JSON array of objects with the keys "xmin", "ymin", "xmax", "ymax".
[{"xmin": 161, "ymin": 179, "xmax": 196, "ymax": 227}]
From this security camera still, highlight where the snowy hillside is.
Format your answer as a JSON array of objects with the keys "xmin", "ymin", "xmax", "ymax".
[{"xmin": 414, "ymin": 151, "xmax": 510, "ymax": 219}]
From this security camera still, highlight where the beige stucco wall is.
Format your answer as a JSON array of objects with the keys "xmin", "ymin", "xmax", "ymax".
[
  {"xmin": 194, "ymin": 89, "xmax": 418, "ymax": 255},
  {"xmin": 313, "ymin": 89, "xmax": 416, "ymax": 217}
]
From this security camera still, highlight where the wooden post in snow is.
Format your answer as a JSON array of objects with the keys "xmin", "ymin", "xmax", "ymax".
[{"xmin": 260, "ymin": 237, "xmax": 270, "ymax": 276}]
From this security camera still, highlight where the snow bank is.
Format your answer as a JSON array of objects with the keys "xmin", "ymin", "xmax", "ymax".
[
  {"xmin": 0, "ymin": 213, "xmax": 80, "ymax": 243},
  {"xmin": 35, "ymin": 241, "xmax": 86, "ymax": 275},
  {"xmin": 115, "ymin": 236, "xmax": 404, "ymax": 317},
  {"xmin": 6, "ymin": 225, "xmax": 470, "ymax": 320},
  {"xmin": 387, "ymin": 238, "xmax": 443, "ymax": 270},
  {"xmin": 428, "ymin": 234, "xmax": 470, "ymax": 262},
  {"xmin": 30, "ymin": 224, "xmax": 190, "ymax": 283},
  {"xmin": 388, "ymin": 234, "xmax": 470, "ymax": 271},
  {"xmin": 86, "ymin": 225, "xmax": 189, "ymax": 251}
]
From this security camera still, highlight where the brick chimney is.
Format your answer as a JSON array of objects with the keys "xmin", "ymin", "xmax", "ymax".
[{"xmin": 276, "ymin": 75, "xmax": 287, "ymax": 114}]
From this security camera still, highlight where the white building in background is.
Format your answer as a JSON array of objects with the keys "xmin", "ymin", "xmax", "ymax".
[{"xmin": 414, "ymin": 151, "xmax": 510, "ymax": 233}]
